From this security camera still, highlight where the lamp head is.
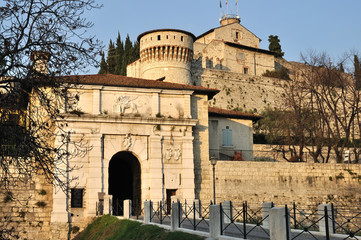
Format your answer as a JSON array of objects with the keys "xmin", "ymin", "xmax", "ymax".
[{"xmin": 210, "ymin": 156, "xmax": 217, "ymax": 166}]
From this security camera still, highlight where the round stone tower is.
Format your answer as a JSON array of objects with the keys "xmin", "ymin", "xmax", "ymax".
[{"xmin": 137, "ymin": 29, "xmax": 196, "ymax": 85}]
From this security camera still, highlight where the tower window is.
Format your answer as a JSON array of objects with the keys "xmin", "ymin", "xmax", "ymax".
[
  {"xmin": 158, "ymin": 35, "xmax": 161, "ymax": 41},
  {"xmin": 236, "ymin": 32, "xmax": 239, "ymax": 39},
  {"xmin": 244, "ymin": 68, "xmax": 249, "ymax": 74},
  {"xmin": 166, "ymin": 35, "xmax": 168, "ymax": 39},
  {"xmin": 181, "ymin": 36, "xmax": 184, "ymax": 42}
]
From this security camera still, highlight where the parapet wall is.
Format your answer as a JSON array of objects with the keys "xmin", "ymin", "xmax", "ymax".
[{"xmin": 200, "ymin": 161, "xmax": 361, "ymax": 208}]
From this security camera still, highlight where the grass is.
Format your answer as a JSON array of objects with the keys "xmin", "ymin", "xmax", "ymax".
[{"xmin": 73, "ymin": 215, "xmax": 204, "ymax": 240}]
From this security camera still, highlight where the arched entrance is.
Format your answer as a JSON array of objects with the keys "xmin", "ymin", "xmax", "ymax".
[{"xmin": 108, "ymin": 151, "xmax": 141, "ymax": 216}]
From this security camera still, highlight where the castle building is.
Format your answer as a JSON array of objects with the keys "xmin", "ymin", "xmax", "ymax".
[{"xmin": 1, "ymin": 12, "xmax": 266, "ymax": 240}]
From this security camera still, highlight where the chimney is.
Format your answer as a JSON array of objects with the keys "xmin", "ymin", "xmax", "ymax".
[{"xmin": 30, "ymin": 51, "xmax": 50, "ymax": 75}]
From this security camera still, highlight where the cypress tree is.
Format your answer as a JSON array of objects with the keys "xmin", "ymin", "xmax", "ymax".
[
  {"xmin": 355, "ymin": 55, "xmax": 361, "ymax": 89},
  {"xmin": 107, "ymin": 40, "xmax": 116, "ymax": 74},
  {"xmin": 268, "ymin": 35, "xmax": 284, "ymax": 58},
  {"xmin": 131, "ymin": 41, "xmax": 140, "ymax": 63},
  {"xmin": 98, "ymin": 33, "xmax": 140, "ymax": 76},
  {"xmin": 121, "ymin": 34, "xmax": 132, "ymax": 76},
  {"xmin": 114, "ymin": 32, "xmax": 124, "ymax": 75},
  {"xmin": 339, "ymin": 62, "xmax": 345, "ymax": 73},
  {"xmin": 98, "ymin": 51, "xmax": 107, "ymax": 74}
]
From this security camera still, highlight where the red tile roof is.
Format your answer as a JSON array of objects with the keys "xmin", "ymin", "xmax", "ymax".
[
  {"xmin": 208, "ymin": 107, "xmax": 262, "ymax": 121},
  {"xmin": 58, "ymin": 74, "xmax": 219, "ymax": 99}
]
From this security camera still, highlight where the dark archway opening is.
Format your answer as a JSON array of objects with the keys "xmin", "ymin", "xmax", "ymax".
[{"xmin": 108, "ymin": 151, "xmax": 141, "ymax": 216}]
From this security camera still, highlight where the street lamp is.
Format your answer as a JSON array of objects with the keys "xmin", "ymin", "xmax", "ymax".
[{"xmin": 210, "ymin": 156, "xmax": 217, "ymax": 205}]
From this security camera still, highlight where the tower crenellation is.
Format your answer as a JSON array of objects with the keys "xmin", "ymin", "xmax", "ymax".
[{"xmin": 137, "ymin": 29, "xmax": 196, "ymax": 85}]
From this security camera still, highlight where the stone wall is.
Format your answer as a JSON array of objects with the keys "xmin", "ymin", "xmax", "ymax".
[
  {"xmin": 0, "ymin": 172, "xmax": 53, "ymax": 240},
  {"xmin": 193, "ymin": 68, "xmax": 287, "ymax": 113},
  {"xmin": 199, "ymin": 161, "xmax": 361, "ymax": 208}
]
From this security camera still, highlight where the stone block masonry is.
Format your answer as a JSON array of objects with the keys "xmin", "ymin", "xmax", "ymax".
[
  {"xmin": 200, "ymin": 161, "xmax": 361, "ymax": 209},
  {"xmin": 194, "ymin": 68, "xmax": 287, "ymax": 113},
  {"xmin": 0, "ymin": 173, "xmax": 53, "ymax": 240}
]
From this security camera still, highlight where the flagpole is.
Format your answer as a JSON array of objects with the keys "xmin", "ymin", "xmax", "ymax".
[
  {"xmin": 237, "ymin": 0, "xmax": 239, "ymax": 18},
  {"xmin": 220, "ymin": 0, "xmax": 222, "ymax": 20}
]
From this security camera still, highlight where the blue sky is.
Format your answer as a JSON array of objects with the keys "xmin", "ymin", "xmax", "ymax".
[{"xmin": 84, "ymin": 0, "xmax": 361, "ymax": 74}]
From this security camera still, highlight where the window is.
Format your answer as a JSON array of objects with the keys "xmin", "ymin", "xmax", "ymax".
[
  {"xmin": 244, "ymin": 68, "xmax": 249, "ymax": 74},
  {"xmin": 222, "ymin": 126, "xmax": 232, "ymax": 146},
  {"xmin": 206, "ymin": 59, "xmax": 213, "ymax": 69},
  {"xmin": 157, "ymin": 35, "xmax": 161, "ymax": 41},
  {"xmin": 181, "ymin": 36, "xmax": 184, "ymax": 42},
  {"xmin": 236, "ymin": 32, "xmax": 239, "ymax": 39},
  {"xmin": 71, "ymin": 188, "xmax": 84, "ymax": 208}
]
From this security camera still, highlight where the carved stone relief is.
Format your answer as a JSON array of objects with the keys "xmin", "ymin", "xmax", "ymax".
[
  {"xmin": 164, "ymin": 144, "xmax": 182, "ymax": 163},
  {"xmin": 123, "ymin": 133, "xmax": 133, "ymax": 150},
  {"xmin": 114, "ymin": 95, "xmax": 140, "ymax": 114}
]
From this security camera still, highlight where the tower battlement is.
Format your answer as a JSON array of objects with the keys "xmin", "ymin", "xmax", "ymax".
[{"xmin": 137, "ymin": 29, "xmax": 196, "ymax": 85}]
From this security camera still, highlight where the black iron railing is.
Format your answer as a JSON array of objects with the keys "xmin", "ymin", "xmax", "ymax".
[{"xmin": 220, "ymin": 201, "xmax": 270, "ymax": 239}]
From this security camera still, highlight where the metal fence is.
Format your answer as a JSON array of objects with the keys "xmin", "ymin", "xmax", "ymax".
[
  {"xmin": 220, "ymin": 201, "xmax": 270, "ymax": 239},
  {"xmin": 109, "ymin": 199, "xmax": 361, "ymax": 240},
  {"xmin": 150, "ymin": 201, "xmax": 171, "ymax": 225},
  {"xmin": 179, "ymin": 200, "xmax": 211, "ymax": 232}
]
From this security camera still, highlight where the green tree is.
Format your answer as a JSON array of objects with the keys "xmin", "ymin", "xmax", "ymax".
[
  {"xmin": 107, "ymin": 40, "xmax": 116, "ymax": 74},
  {"xmin": 121, "ymin": 34, "xmax": 133, "ymax": 76},
  {"xmin": 98, "ymin": 51, "xmax": 107, "ymax": 74},
  {"xmin": 268, "ymin": 35, "xmax": 284, "ymax": 58},
  {"xmin": 114, "ymin": 32, "xmax": 124, "ymax": 75},
  {"xmin": 99, "ymin": 33, "xmax": 139, "ymax": 76}
]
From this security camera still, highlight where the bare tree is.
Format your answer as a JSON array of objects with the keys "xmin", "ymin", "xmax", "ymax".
[
  {"xmin": 0, "ymin": 0, "xmax": 102, "ymax": 193},
  {"xmin": 258, "ymin": 51, "xmax": 361, "ymax": 163}
]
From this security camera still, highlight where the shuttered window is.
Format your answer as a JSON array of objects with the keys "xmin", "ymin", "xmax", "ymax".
[{"xmin": 222, "ymin": 127, "xmax": 232, "ymax": 146}]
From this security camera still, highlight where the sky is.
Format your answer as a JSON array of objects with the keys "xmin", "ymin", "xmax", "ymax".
[{"xmin": 84, "ymin": 0, "xmax": 361, "ymax": 74}]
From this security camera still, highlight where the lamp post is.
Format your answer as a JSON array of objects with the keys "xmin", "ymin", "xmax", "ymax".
[{"xmin": 210, "ymin": 156, "xmax": 217, "ymax": 205}]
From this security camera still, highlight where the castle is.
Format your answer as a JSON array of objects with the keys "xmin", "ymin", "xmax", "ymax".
[
  {"xmin": 2, "ymin": 5, "xmax": 361, "ymax": 240},
  {"xmin": 127, "ymin": 15, "xmax": 283, "ymax": 113},
  {"xmin": 0, "ymin": 13, "xmax": 270, "ymax": 239}
]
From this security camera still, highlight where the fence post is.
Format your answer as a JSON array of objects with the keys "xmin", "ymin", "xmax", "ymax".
[
  {"xmin": 144, "ymin": 201, "xmax": 152, "ymax": 224},
  {"xmin": 209, "ymin": 204, "xmax": 221, "ymax": 239},
  {"xmin": 243, "ymin": 202, "xmax": 247, "ymax": 239},
  {"xmin": 262, "ymin": 202, "xmax": 273, "ymax": 228},
  {"xmin": 123, "ymin": 199, "xmax": 132, "ymax": 219},
  {"xmin": 171, "ymin": 201, "xmax": 182, "ymax": 231},
  {"xmin": 193, "ymin": 199, "xmax": 201, "ymax": 219},
  {"xmin": 109, "ymin": 198, "xmax": 112, "ymax": 215},
  {"xmin": 269, "ymin": 207, "xmax": 290, "ymax": 240},
  {"xmin": 223, "ymin": 201, "xmax": 233, "ymax": 224},
  {"xmin": 318, "ymin": 204, "xmax": 333, "ymax": 235},
  {"xmin": 160, "ymin": 201, "xmax": 163, "ymax": 224},
  {"xmin": 331, "ymin": 203, "xmax": 336, "ymax": 234}
]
